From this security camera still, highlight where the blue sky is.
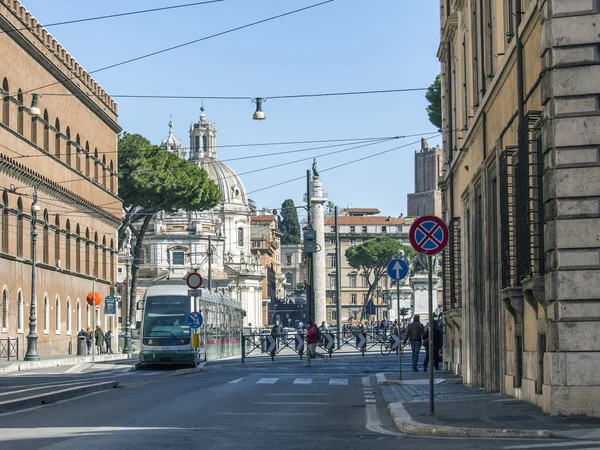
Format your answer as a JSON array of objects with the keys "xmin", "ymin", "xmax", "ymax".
[{"xmin": 25, "ymin": 0, "xmax": 441, "ymax": 218}]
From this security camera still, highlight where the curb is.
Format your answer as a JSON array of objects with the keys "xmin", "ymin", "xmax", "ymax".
[
  {"xmin": 0, "ymin": 381, "xmax": 120, "ymax": 413},
  {"xmin": 0, "ymin": 354, "xmax": 131, "ymax": 373},
  {"xmin": 375, "ymin": 372, "xmax": 454, "ymax": 386}
]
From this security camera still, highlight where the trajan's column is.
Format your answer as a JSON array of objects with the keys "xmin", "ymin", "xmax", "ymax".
[{"xmin": 310, "ymin": 160, "xmax": 327, "ymax": 326}]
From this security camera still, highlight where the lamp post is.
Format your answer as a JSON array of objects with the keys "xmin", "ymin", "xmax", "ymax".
[
  {"xmin": 122, "ymin": 232, "xmax": 133, "ymax": 355},
  {"xmin": 24, "ymin": 186, "xmax": 40, "ymax": 360}
]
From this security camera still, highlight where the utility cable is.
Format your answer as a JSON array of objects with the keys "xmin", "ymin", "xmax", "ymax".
[
  {"xmin": 24, "ymin": 0, "xmax": 334, "ymax": 95},
  {"xmin": 0, "ymin": 1, "xmax": 225, "ymax": 35}
]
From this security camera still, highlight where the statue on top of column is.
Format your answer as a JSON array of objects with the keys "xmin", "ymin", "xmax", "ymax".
[{"xmin": 312, "ymin": 158, "xmax": 319, "ymax": 178}]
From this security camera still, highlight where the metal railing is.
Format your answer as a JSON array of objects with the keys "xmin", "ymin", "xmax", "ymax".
[{"xmin": 0, "ymin": 337, "xmax": 19, "ymax": 361}]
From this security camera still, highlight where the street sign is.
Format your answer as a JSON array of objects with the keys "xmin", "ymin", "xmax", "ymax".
[
  {"xmin": 188, "ymin": 289, "xmax": 203, "ymax": 298},
  {"xmin": 295, "ymin": 334, "xmax": 304, "ymax": 353},
  {"xmin": 387, "ymin": 259, "xmax": 409, "ymax": 281},
  {"xmin": 104, "ymin": 296, "xmax": 117, "ymax": 316},
  {"xmin": 266, "ymin": 336, "xmax": 276, "ymax": 353},
  {"xmin": 324, "ymin": 333, "xmax": 335, "ymax": 351},
  {"xmin": 186, "ymin": 272, "xmax": 203, "ymax": 290},
  {"xmin": 188, "ymin": 311, "xmax": 203, "ymax": 329},
  {"xmin": 390, "ymin": 333, "xmax": 399, "ymax": 350},
  {"xmin": 86, "ymin": 291, "xmax": 102, "ymax": 307},
  {"xmin": 409, "ymin": 216, "xmax": 449, "ymax": 255},
  {"xmin": 365, "ymin": 300, "xmax": 376, "ymax": 316}
]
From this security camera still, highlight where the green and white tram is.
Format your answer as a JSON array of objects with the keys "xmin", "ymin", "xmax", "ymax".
[{"xmin": 139, "ymin": 284, "xmax": 244, "ymax": 367}]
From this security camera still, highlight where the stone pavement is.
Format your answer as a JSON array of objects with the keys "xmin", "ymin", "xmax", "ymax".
[
  {"xmin": 377, "ymin": 371, "xmax": 600, "ymax": 439},
  {"xmin": 0, "ymin": 353, "xmax": 131, "ymax": 373}
]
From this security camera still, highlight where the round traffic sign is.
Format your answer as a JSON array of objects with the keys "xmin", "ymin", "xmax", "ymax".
[
  {"xmin": 188, "ymin": 311, "xmax": 203, "ymax": 329},
  {"xmin": 86, "ymin": 291, "xmax": 102, "ymax": 306},
  {"xmin": 186, "ymin": 271, "xmax": 203, "ymax": 289},
  {"xmin": 409, "ymin": 216, "xmax": 449, "ymax": 255},
  {"xmin": 387, "ymin": 259, "xmax": 409, "ymax": 281}
]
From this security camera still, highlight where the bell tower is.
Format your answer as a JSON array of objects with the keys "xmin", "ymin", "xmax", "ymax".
[{"xmin": 189, "ymin": 106, "xmax": 217, "ymax": 161}]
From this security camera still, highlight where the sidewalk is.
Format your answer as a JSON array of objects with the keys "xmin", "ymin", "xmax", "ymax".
[
  {"xmin": 377, "ymin": 371, "xmax": 600, "ymax": 440},
  {"xmin": 0, "ymin": 353, "xmax": 131, "ymax": 373}
]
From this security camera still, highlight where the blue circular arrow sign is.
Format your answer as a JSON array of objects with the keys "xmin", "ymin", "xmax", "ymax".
[
  {"xmin": 387, "ymin": 259, "xmax": 408, "ymax": 281},
  {"xmin": 188, "ymin": 311, "xmax": 203, "ymax": 329}
]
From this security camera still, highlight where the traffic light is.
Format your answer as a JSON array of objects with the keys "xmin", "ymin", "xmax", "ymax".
[{"xmin": 303, "ymin": 229, "xmax": 317, "ymax": 253}]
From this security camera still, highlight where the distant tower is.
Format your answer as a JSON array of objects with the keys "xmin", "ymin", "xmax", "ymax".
[
  {"xmin": 160, "ymin": 119, "xmax": 187, "ymax": 159},
  {"xmin": 310, "ymin": 169, "xmax": 327, "ymax": 326},
  {"xmin": 407, "ymin": 138, "xmax": 443, "ymax": 217},
  {"xmin": 189, "ymin": 106, "xmax": 217, "ymax": 161}
]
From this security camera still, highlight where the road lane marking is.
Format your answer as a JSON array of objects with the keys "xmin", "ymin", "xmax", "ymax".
[
  {"xmin": 501, "ymin": 442, "xmax": 600, "ymax": 449},
  {"xmin": 64, "ymin": 364, "xmax": 88, "ymax": 373},
  {"xmin": 362, "ymin": 376, "xmax": 404, "ymax": 437},
  {"xmin": 228, "ymin": 378, "xmax": 244, "ymax": 384},
  {"xmin": 329, "ymin": 378, "xmax": 348, "ymax": 385},
  {"xmin": 293, "ymin": 378, "xmax": 313, "ymax": 385},
  {"xmin": 256, "ymin": 378, "xmax": 278, "ymax": 384},
  {"xmin": 267, "ymin": 393, "xmax": 330, "ymax": 396},
  {"xmin": 254, "ymin": 402, "xmax": 331, "ymax": 405}
]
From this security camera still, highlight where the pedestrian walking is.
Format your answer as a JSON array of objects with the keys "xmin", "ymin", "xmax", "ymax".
[
  {"xmin": 403, "ymin": 315, "xmax": 424, "ymax": 371},
  {"xmin": 85, "ymin": 327, "xmax": 93, "ymax": 355},
  {"xmin": 303, "ymin": 321, "xmax": 327, "ymax": 367},
  {"xmin": 94, "ymin": 325, "xmax": 105, "ymax": 355},
  {"xmin": 104, "ymin": 329, "xmax": 113, "ymax": 354},
  {"xmin": 423, "ymin": 321, "xmax": 443, "ymax": 371}
]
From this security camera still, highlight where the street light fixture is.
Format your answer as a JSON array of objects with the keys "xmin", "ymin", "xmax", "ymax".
[
  {"xmin": 24, "ymin": 187, "xmax": 40, "ymax": 361},
  {"xmin": 252, "ymin": 97, "xmax": 266, "ymax": 120},
  {"xmin": 122, "ymin": 230, "xmax": 134, "ymax": 355},
  {"xmin": 28, "ymin": 94, "xmax": 41, "ymax": 117}
]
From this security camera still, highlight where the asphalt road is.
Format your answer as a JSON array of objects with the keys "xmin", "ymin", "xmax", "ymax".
[{"xmin": 0, "ymin": 356, "xmax": 591, "ymax": 450}]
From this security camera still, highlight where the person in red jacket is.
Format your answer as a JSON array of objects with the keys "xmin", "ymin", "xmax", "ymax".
[{"xmin": 304, "ymin": 321, "xmax": 327, "ymax": 367}]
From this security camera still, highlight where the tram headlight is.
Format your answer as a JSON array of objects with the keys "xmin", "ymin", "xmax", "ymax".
[
  {"xmin": 180, "ymin": 339, "xmax": 185, "ymax": 344},
  {"xmin": 147, "ymin": 339, "xmax": 153, "ymax": 345}
]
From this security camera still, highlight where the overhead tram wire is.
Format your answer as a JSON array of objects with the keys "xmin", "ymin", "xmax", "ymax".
[
  {"xmin": 23, "ymin": 0, "xmax": 335, "ymax": 95},
  {"xmin": 0, "ymin": 1, "xmax": 225, "ymax": 35}
]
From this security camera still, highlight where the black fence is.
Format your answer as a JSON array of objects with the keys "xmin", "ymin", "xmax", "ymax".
[{"xmin": 0, "ymin": 337, "xmax": 19, "ymax": 361}]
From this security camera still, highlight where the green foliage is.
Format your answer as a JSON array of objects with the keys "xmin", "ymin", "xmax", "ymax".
[
  {"xmin": 279, "ymin": 199, "xmax": 301, "ymax": 245},
  {"xmin": 345, "ymin": 236, "xmax": 402, "ymax": 317},
  {"xmin": 425, "ymin": 74, "xmax": 442, "ymax": 131}
]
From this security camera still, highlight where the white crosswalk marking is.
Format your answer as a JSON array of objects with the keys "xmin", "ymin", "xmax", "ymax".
[
  {"xmin": 329, "ymin": 378, "xmax": 348, "ymax": 385},
  {"xmin": 256, "ymin": 378, "xmax": 278, "ymax": 384},
  {"xmin": 293, "ymin": 378, "xmax": 313, "ymax": 385},
  {"xmin": 228, "ymin": 378, "xmax": 244, "ymax": 384}
]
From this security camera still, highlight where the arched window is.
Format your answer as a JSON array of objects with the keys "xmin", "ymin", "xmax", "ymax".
[
  {"xmin": 43, "ymin": 109, "xmax": 50, "ymax": 151},
  {"xmin": 65, "ymin": 127, "xmax": 71, "ymax": 166},
  {"xmin": 202, "ymin": 135, "xmax": 208, "ymax": 153},
  {"xmin": 2, "ymin": 78, "xmax": 10, "ymax": 126},
  {"xmin": 65, "ymin": 220, "xmax": 71, "ymax": 270},
  {"xmin": 94, "ymin": 149, "xmax": 99, "ymax": 182},
  {"xmin": 85, "ymin": 228, "xmax": 90, "ymax": 275},
  {"xmin": 237, "ymin": 227, "xmax": 244, "ymax": 247},
  {"xmin": 42, "ymin": 209, "xmax": 49, "ymax": 264},
  {"xmin": 17, "ymin": 290, "xmax": 23, "ymax": 332},
  {"xmin": 102, "ymin": 155, "xmax": 107, "ymax": 187},
  {"xmin": 16, "ymin": 89, "xmax": 23, "ymax": 135},
  {"xmin": 1, "ymin": 287, "xmax": 8, "ymax": 331},
  {"xmin": 54, "ymin": 214, "xmax": 61, "ymax": 265},
  {"xmin": 93, "ymin": 232, "xmax": 99, "ymax": 277},
  {"xmin": 110, "ymin": 239, "xmax": 115, "ymax": 283},
  {"xmin": 194, "ymin": 135, "xmax": 200, "ymax": 152},
  {"xmin": 85, "ymin": 142, "xmax": 90, "ymax": 177},
  {"xmin": 66, "ymin": 297, "xmax": 71, "ymax": 334},
  {"xmin": 16, "ymin": 197, "xmax": 23, "ymax": 257},
  {"xmin": 76, "ymin": 299, "xmax": 81, "ymax": 332},
  {"xmin": 286, "ymin": 272, "xmax": 293, "ymax": 285},
  {"xmin": 43, "ymin": 294, "xmax": 49, "ymax": 333},
  {"xmin": 86, "ymin": 303, "xmax": 90, "ymax": 328},
  {"xmin": 75, "ymin": 134, "xmax": 81, "ymax": 172},
  {"xmin": 102, "ymin": 236, "xmax": 107, "ymax": 280},
  {"xmin": 1, "ymin": 190, "xmax": 8, "ymax": 253},
  {"xmin": 109, "ymin": 160, "xmax": 115, "ymax": 192},
  {"xmin": 54, "ymin": 118, "xmax": 61, "ymax": 158},
  {"xmin": 75, "ymin": 224, "xmax": 81, "ymax": 272},
  {"xmin": 55, "ymin": 296, "xmax": 61, "ymax": 334}
]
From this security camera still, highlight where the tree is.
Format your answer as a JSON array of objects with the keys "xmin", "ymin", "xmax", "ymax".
[
  {"xmin": 345, "ymin": 236, "xmax": 402, "ymax": 318},
  {"xmin": 325, "ymin": 200, "xmax": 335, "ymax": 217},
  {"xmin": 279, "ymin": 199, "xmax": 301, "ymax": 245},
  {"xmin": 425, "ymin": 74, "xmax": 442, "ymax": 131},
  {"xmin": 118, "ymin": 133, "xmax": 221, "ymax": 303}
]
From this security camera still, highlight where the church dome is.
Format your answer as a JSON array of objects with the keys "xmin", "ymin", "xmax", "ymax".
[
  {"xmin": 199, "ymin": 159, "xmax": 248, "ymax": 206},
  {"xmin": 160, "ymin": 120, "xmax": 186, "ymax": 159}
]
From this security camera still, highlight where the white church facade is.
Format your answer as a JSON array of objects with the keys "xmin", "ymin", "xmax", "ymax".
[{"xmin": 137, "ymin": 108, "xmax": 265, "ymax": 329}]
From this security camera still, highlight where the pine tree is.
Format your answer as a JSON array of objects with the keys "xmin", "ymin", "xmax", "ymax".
[{"xmin": 280, "ymin": 199, "xmax": 301, "ymax": 245}]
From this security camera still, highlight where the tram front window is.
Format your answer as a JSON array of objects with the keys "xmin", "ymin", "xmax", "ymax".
[{"xmin": 143, "ymin": 296, "xmax": 190, "ymax": 338}]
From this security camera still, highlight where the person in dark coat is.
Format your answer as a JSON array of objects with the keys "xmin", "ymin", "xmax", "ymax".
[
  {"xmin": 85, "ymin": 327, "xmax": 93, "ymax": 355},
  {"xmin": 104, "ymin": 330, "xmax": 113, "ymax": 354},
  {"xmin": 403, "ymin": 315, "xmax": 424, "ymax": 371},
  {"xmin": 94, "ymin": 325, "xmax": 105, "ymax": 355},
  {"xmin": 423, "ymin": 321, "xmax": 443, "ymax": 371}
]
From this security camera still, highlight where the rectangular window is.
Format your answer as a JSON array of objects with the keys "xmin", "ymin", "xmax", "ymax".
[
  {"xmin": 330, "ymin": 238, "xmax": 335, "ymax": 245},
  {"xmin": 363, "ymin": 293, "xmax": 368, "ymax": 302},
  {"xmin": 253, "ymin": 241, "xmax": 261, "ymax": 248},
  {"xmin": 330, "ymin": 226, "xmax": 335, "ymax": 232},
  {"xmin": 537, "ymin": 333, "xmax": 546, "ymax": 394},
  {"xmin": 286, "ymin": 255, "xmax": 292, "ymax": 265},
  {"xmin": 350, "ymin": 239, "xmax": 356, "ymax": 245},
  {"xmin": 172, "ymin": 251, "xmax": 185, "ymax": 265},
  {"xmin": 362, "ymin": 226, "xmax": 367, "ymax": 233},
  {"xmin": 351, "ymin": 294, "xmax": 357, "ymax": 304},
  {"xmin": 383, "ymin": 276, "xmax": 388, "ymax": 289},
  {"xmin": 118, "ymin": 267, "xmax": 123, "ymax": 274},
  {"xmin": 237, "ymin": 227, "xmax": 244, "ymax": 247},
  {"xmin": 361, "ymin": 275, "xmax": 367, "ymax": 287},
  {"xmin": 350, "ymin": 226, "xmax": 355, "ymax": 233},
  {"xmin": 328, "ymin": 254, "xmax": 336, "ymax": 268},
  {"xmin": 381, "ymin": 226, "xmax": 387, "ymax": 233},
  {"xmin": 329, "ymin": 276, "xmax": 335, "ymax": 289},
  {"xmin": 350, "ymin": 275, "xmax": 356, "ymax": 287}
]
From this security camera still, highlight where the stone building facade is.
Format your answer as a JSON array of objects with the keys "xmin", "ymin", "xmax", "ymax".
[
  {"xmin": 0, "ymin": 1, "xmax": 122, "ymax": 356},
  {"xmin": 323, "ymin": 209, "xmax": 414, "ymax": 323},
  {"xmin": 407, "ymin": 138, "xmax": 443, "ymax": 217},
  {"xmin": 438, "ymin": 0, "xmax": 600, "ymax": 416},
  {"xmin": 280, "ymin": 244, "xmax": 306, "ymax": 298}
]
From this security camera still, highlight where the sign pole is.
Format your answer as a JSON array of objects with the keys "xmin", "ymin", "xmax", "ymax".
[
  {"xmin": 397, "ymin": 280, "xmax": 402, "ymax": 380},
  {"xmin": 428, "ymin": 255, "xmax": 434, "ymax": 415}
]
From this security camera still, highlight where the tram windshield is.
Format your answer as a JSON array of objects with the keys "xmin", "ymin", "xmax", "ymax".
[{"xmin": 143, "ymin": 295, "xmax": 190, "ymax": 338}]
